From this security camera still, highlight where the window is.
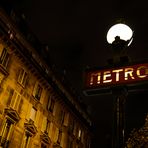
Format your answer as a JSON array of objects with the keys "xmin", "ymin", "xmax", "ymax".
[
  {"xmin": 57, "ymin": 130, "xmax": 62, "ymax": 144},
  {"xmin": 69, "ymin": 118, "xmax": 75, "ymax": 134},
  {"xmin": 10, "ymin": 91, "xmax": 21, "ymax": 111},
  {"xmin": 33, "ymin": 83, "xmax": 42, "ymax": 100},
  {"xmin": 45, "ymin": 120, "xmax": 50, "ymax": 133},
  {"xmin": 6, "ymin": 89, "xmax": 22, "ymax": 112},
  {"xmin": 78, "ymin": 129, "xmax": 81, "ymax": 138},
  {"xmin": 17, "ymin": 68, "xmax": 28, "ymax": 87},
  {"xmin": 59, "ymin": 110, "xmax": 65, "ymax": 125},
  {"xmin": 78, "ymin": 129, "xmax": 82, "ymax": 140},
  {"xmin": 47, "ymin": 97, "xmax": 55, "ymax": 113},
  {"xmin": 30, "ymin": 107, "xmax": 37, "ymax": 122},
  {"xmin": 41, "ymin": 117, "xmax": 50, "ymax": 134},
  {"xmin": 0, "ymin": 119, "xmax": 13, "ymax": 147},
  {"xmin": 86, "ymin": 137, "xmax": 91, "ymax": 148},
  {"xmin": 68, "ymin": 138, "xmax": 73, "ymax": 148},
  {"xmin": 41, "ymin": 143, "xmax": 47, "ymax": 148},
  {"xmin": 63, "ymin": 113, "xmax": 69, "ymax": 126},
  {"xmin": 23, "ymin": 133, "xmax": 31, "ymax": 148},
  {"xmin": 23, "ymin": 120, "xmax": 37, "ymax": 148},
  {"xmin": 0, "ymin": 48, "xmax": 9, "ymax": 68}
]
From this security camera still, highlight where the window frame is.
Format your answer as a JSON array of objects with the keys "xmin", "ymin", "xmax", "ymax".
[
  {"xmin": 0, "ymin": 119, "xmax": 13, "ymax": 147},
  {"xmin": 47, "ymin": 96, "xmax": 55, "ymax": 113},
  {"xmin": 17, "ymin": 68, "xmax": 28, "ymax": 87},
  {"xmin": 0, "ymin": 48, "xmax": 10, "ymax": 68},
  {"xmin": 33, "ymin": 82, "xmax": 43, "ymax": 101},
  {"xmin": 57, "ymin": 130, "xmax": 62, "ymax": 145},
  {"xmin": 10, "ymin": 90, "xmax": 22, "ymax": 111},
  {"xmin": 29, "ymin": 107, "xmax": 37, "ymax": 122}
]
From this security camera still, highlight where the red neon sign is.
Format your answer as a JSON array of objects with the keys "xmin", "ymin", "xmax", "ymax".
[{"xmin": 85, "ymin": 63, "xmax": 148, "ymax": 88}]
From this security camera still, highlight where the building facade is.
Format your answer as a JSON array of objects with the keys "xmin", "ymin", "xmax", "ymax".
[
  {"xmin": 0, "ymin": 6, "xmax": 92, "ymax": 148},
  {"xmin": 125, "ymin": 113, "xmax": 148, "ymax": 147}
]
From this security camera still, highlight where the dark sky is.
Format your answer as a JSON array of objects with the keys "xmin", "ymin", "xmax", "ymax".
[{"xmin": 2, "ymin": 0, "xmax": 148, "ymax": 147}]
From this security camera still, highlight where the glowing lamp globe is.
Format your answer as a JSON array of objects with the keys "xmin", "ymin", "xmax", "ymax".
[{"xmin": 107, "ymin": 23, "xmax": 133, "ymax": 46}]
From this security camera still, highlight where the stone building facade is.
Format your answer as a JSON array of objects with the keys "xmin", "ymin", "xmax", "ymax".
[
  {"xmin": 125, "ymin": 114, "xmax": 148, "ymax": 148},
  {"xmin": 0, "ymin": 6, "xmax": 92, "ymax": 148}
]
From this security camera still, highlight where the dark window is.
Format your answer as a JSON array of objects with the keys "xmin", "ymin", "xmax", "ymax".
[
  {"xmin": 41, "ymin": 143, "xmax": 47, "ymax": 148},
  {"xmin": 45, "ymin": 119, "xmax": 50, "ymax": 133},
  {"xmin": 24, "ymin": 133, "xmax": 31, "ymax": 148},
  {"xmin": 69, "ymin": 118, "xmax": 75, "ymax": 134},
  {"xmin": 68, "ymin": 138, "xmax": 73, "ymax": 148},
  {"xmin": 47, "ymin": 97, "xmax": 55, "ymax": 113},
  {"xmin": 59, "ymin": 110, "xmax": 65, "ymax": 125},
  {"xmin": 34, "ymin": 84, "xmax": 42, "ymax": 100},
  {"xmin": 57, "ymin": 130, "xmax": 62, "ymax": 144}
]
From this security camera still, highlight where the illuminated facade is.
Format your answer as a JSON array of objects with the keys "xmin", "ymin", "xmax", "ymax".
[
  {"xmin": 0, "ymin": 7, "xmax": 92, "ymax": 148},
  {"xmin": 125, "ymin": 113, "xmax": 148, "ymax": 147}
]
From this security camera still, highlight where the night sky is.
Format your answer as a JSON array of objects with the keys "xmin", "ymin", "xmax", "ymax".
[{"xmin": 1, "ymin": 0, "xmax": 148, "ymax": 147}]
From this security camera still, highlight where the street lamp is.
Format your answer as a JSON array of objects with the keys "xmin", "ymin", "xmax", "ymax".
[
  {"xmin": 107, "ymin": 23, "xmax": 133, "ymax": 64},
  {"xmin": 106, "ymin": 23, "xmax": 133, "ymax": 148},
  {"xmin": 107, "ymin": 23, "xmax": 133, "ymax": 46}
]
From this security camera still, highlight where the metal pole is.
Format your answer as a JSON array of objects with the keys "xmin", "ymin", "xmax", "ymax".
[{"xmin": 112, "ymin": 87, "xmax": 127, "ymax": 148}]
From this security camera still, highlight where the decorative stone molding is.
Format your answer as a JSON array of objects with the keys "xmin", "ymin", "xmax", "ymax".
[
  {"xmin": 40, "ymin": 131, "xmax": 51, "ymax": 144},
  {"xmin": 4, "ymin": 108, "xmax": 20, "ymax": 123},
  {"xmin": 24, "ymin": 119, "xmax": 37, "ymax": 136}
]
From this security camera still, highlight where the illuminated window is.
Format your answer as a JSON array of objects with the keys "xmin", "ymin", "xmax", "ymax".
[
  {"xmin": 30, "ymin": 107, "xmax": 37, "ymax": 122},
  {"xmin": 17, "ymin": 68, "xmax": 28, "ymax": 87},
  {"xmin": 78, "ymin": 129, "xmax": 82, "ymax": 139},
  {"xmin": 47, "ymin": 97, "xmax": 55, "ymax": 113},
  {"xmin": 0, "ymin": 48, "xmax": 9, "ymax": 68},
  {"xmin": 33, "ymin": 83, "xmax": 42, "ymax": 100}
]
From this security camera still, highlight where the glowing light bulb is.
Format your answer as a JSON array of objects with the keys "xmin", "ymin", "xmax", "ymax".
[{"xmin": 107, "ymin": 23, "xmax": 133, "ymax": 46}]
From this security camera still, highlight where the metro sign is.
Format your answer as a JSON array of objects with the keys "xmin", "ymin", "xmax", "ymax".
[{"xmin": 85, "ymin": 63, "xmax": 148, "ymax": 89}]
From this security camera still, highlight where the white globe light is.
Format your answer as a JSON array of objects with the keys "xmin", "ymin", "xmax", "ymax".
[{"xmin": 107, "ymin": 23, "xmax": 133, "ymax": 46}]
